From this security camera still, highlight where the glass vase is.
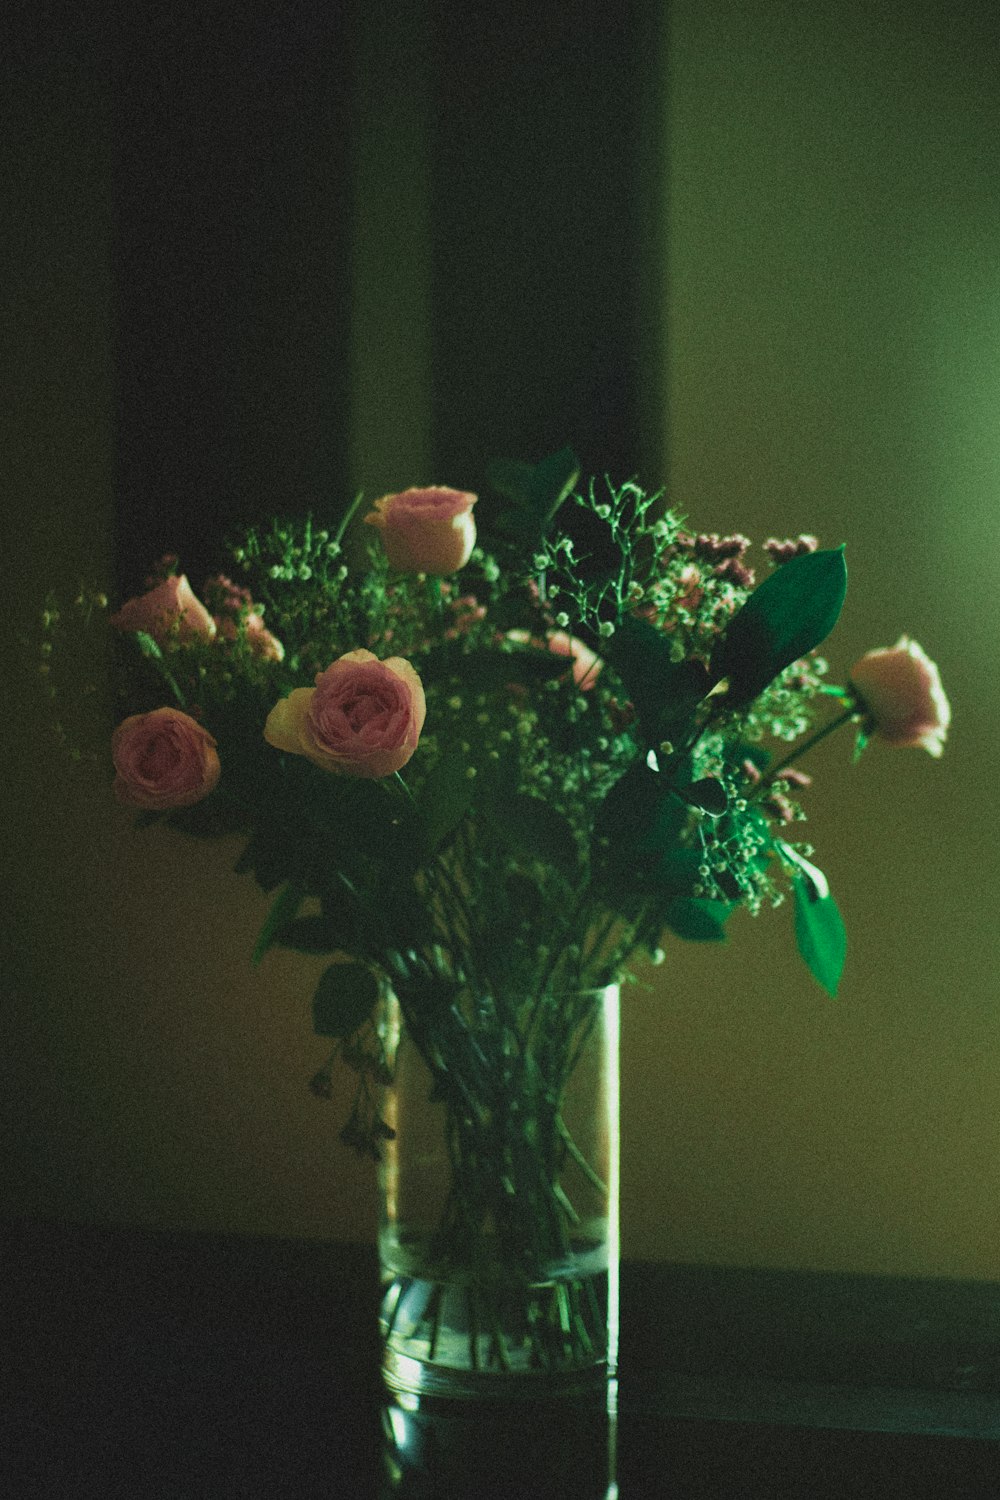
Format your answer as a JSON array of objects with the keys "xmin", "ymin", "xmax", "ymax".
[{"xmin": 377, "ymin": 983, "xmax": 619, "ymax": 1402}]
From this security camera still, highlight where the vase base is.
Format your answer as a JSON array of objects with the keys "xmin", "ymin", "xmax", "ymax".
[
  {"xmin": 382, "ymin": 1342, "xmax": 613, "ymax": 1402},
  {"xmin": 380, "ymin": 1265, "xmax": 617, "ymax": 1401}
]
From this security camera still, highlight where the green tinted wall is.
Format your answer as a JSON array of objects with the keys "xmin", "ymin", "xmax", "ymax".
[{"xmin": 632, "ymin": 0, "xmax": 1000, "ymax": 1275}]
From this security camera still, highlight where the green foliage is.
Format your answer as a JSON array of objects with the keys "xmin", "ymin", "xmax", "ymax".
[
  {"xmin": 415, "ymin": 742, "xmax": 473, "ymax": 854},
  {"xmin": 252, "ymin": 881, "xmax": 306, "ymax": 965},
  {"xmin": 792, "ymin": 874, "xmax": 847, "ymax": 998},
  {"xmin": 92, "ymin": 456, "xmax": 880, "ymax": 1017},
  {"xmin": 602, "ymin": 614, "xmax": 711, "ymax": 746},
  {"xmin": 480, "ymin": 791, "xmax": 581, "ymax": 880},
  {"xmin": 711, "ymin": 547, "xmax": 848, "ymax": 707},
  {"xmin": 681, "ymin": 777, "xmax": 728, "ymax": 816},
  {"xmin": 664, "ymin": 897, "xmax": 734, "ymax": 942},
  {"xmin": 485, "ymin": 446, "xmax": 580, "ymax": 546},
  {"xmin": 312, "ymin": 963, "xmax": 380, "ymax": 1037}
]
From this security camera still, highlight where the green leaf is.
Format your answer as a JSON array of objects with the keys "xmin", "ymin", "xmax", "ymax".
[
  {"xmin": 711, "ymin": 546, "xmax": 848, "ymax": 707},
  {"xmin": 312, "ymin": 963, "xmax": 380, "ymax": 1038},
  {"xmin": 775, "ymin": 838, "xmax": 829, "ymax": 900},
  {"xmin": 485, "ymin": 446, "xmax": 580, "ymax": 542},
  {"xmin": 272, "ymin": 914, "xmax": 346, "ymax": 955},
  {"xmin": 597, "ymin": 762, "xmax": 688, "ymax": 860},
  {"xmin": 416, "ymin": 744, "xmax": 473, "ymax": 853},
  {"xmin": 601, "ymin": 614, "xmax": 711, "ymax": 744},
  {"xmin": 134, "ymin": 630, "xmax": 163, "ymax": 661},
  {"xmin": 481, "ymin": 791, "xmax": 580, "ymax": 877},
  {"xmin": 792, "ymin": 873, "xmax": 846, "ymax": 997},
  {"xmin": 681, "ymin": 777, "xmax": 728, "ymax": 816},
  {"xmin": 664, "ymin": 897, "xmax": 733, "ymax": 942},
  {"xmin": 594, "ymin": 761, "xmax": 699, "ymax": 911},
  {"xmin": 252, "ymin": 881, "xmax": 305, "ymax": 966}
]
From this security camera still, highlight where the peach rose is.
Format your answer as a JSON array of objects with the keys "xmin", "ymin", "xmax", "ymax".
[
  {"xmin": 363, "ymin": 486, "xmax": 477, "ymax": 574},
  {"xmin": 112, "ymin": 707, "xmax": 221, "ymax": 809},
  {"xmin": 849, "ymin": 635, "xmax": 950, "ymax": 756},
  {"xmin": 109, "ymin": 574, "xmax": 216, "ymax": 646},
  {"xmin": 506, "ymin": 629, "xmax": 603, "ymax": 691},
  {"xmin": 264, "ymin": 649, "xmax": 425, "ymax": 778}
]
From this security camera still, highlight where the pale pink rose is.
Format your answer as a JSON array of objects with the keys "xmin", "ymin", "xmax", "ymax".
[
  {"xmin": 215, "ymin": 610, "xmax": 285, "ymax": 662},
  {"xmin": 849, "ymin": 635, "xmax": 950, "ymax": 756},
  {"xmin": 109, "ymin": 574, "xmax": 217, "ymax": 645},
  {"xmin": 363, "ymin": 486, "xmax": 477, "ymax": 573},
  {"xmin": 506, "ymin": 629, "xmax": 603, "ymax": 691},
  {"xmin": 264, "ymin": 648, "xmax": 425, "ymax": 778},
  {"xmin": 111, "ymin": 707, "xmax": 221, "ymax": 809}
]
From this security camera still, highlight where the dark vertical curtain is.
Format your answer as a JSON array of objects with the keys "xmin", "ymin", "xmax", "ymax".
[
  {"xmin": 111, "ymin": 0, "xmax": 663, "ymax": 587},
  {"xmin": 112, "ymin": 1, "xmax": 353, "ymax": 592},
  {"xmin": 427, "ymin": 0, "xmax": 662, "ymax": 491}
]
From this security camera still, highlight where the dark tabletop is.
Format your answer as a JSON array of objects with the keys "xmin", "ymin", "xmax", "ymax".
[{"xmin": 2, "ymin": 1218, "xmax": 998, "ymax": 1498}]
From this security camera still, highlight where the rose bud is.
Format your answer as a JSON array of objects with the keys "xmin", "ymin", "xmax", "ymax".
[
  {"xmin": 849, "ymin": 635, "xmax": 950, "ymax": 756},
  {"xmin": 215, "ymin": 610, "xmax": 285, "ymax": 662},
  {"xmin": 545, "ymin": 630, "xmax": 603, "ymax": 690},
  {"xmin": 109, "ymin": 574, "xmax": 217, "ymax": 646},
  {"xmin": 505, "ymin": 629, "xmax": 603, "ymax": 691},
  {"xmin": 111, "ymin": 707, "xmax": 221, "ymax": 809},
  {"xmin": 363, "ymin": 486, "xmax": 477, "ymax": 574},
  {"xmin": 264, "ymin": 648, "xmax": 425, "ymax": 779}
]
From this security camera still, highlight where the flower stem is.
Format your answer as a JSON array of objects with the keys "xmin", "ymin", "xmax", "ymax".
[
  {"xmin": 759, "ymin": 702, "xmax": 861, "ymax": 787},
  {"xmin": 332, "ymin": 489, "xmax": 366, "ymax": 550}
]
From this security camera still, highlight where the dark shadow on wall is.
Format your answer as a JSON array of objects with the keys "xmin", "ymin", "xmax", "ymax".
[
  {"xmin": 109, "ymin": 0, "xmax": 665, "ymax": 588},
  {"xmin": 427, "ymin": 0, "xmax": 666, "ymax": 491},
  {"xmin": 112, "ymin": 0, "xmax": 353, "ymax": 592}
]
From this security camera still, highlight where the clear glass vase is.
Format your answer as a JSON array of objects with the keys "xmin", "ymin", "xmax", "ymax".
[{"xmin": 377, "ymin": 983, "xmax": 619, "ymax": 1402}]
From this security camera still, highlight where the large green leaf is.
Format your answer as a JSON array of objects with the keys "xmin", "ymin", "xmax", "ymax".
[
  {"xmin": 252, "ymin": 880, "xmax": 306, "ymax": 965},
  {"xmin": 481, "ymin": 791, "xmax": 580, "ymax": 877},
  {"xmin": 236, "ymin": 761, "xmax": 423, "ymax": 898},
  {"xmin": 792, "ymin": 873, "xmax": 846, "ymax": 997},
  {"xmin": 594, "ymin": 761, "xmax": 698, "ymax": 913},
  {"xmin": 485, "ymin": 446, "xmax": 580, "ymax": 542},
  {"xmin": 710, "ymin": 546, "xmax": 848, "ymax": 707},
  {"xmin": 416, "ymin": 743, "xmax": 473, "ymax": 854},
  {"xmin": 312, "ymin": 963, "xmax": 380, "ymax": 1037},
  {"xmin": 664, "ymin": 897, "xmax": 734, "ymax": 942},
  {"xmin": 680, "ymin": 777, "xmax": 728, "ymax": 816},
  {"xmin": 602, "ymin": 614, "xmax": 712, "ymax": 744},
  {"xmin": 273, "ymin": 913, "xmax": 354, "ymax": 956}
]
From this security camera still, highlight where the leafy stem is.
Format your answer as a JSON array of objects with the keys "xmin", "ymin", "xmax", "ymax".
[{"xmin": 758, "ymin": 701, "xmax": 861, "ymax": 789}]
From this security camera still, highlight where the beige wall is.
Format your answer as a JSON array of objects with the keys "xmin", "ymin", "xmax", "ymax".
[{"xmin": 6, "ymin": 3, "xmax": 1000, "ymax": 1277}]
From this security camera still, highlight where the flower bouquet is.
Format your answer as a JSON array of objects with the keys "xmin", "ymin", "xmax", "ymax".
[{"xmin": 43, "ymin": 448, "xmax": 949, "ymax": 1397}]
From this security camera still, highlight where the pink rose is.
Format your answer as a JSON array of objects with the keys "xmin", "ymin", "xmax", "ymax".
[
  {"xmin": 112, "ymin": 707, "xmax": 221, "ymax": 809},
  {"xmin": 264, "ymin": 648, "xmax": 425, "ymax": 778},
  {"xmin": 109, "ymin": 574, "xmax": 217, "ymax": 646},
  {"xmin": 849, "ymin": 635, "xmax": 950, "ymax": 756},
  {"xmin": 363, "ymin": 486, "xmax": 477, "ymax": 574},
  {"xmin": 506, "ymin": 629, "xmax": 603, "ymax": 691}
]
